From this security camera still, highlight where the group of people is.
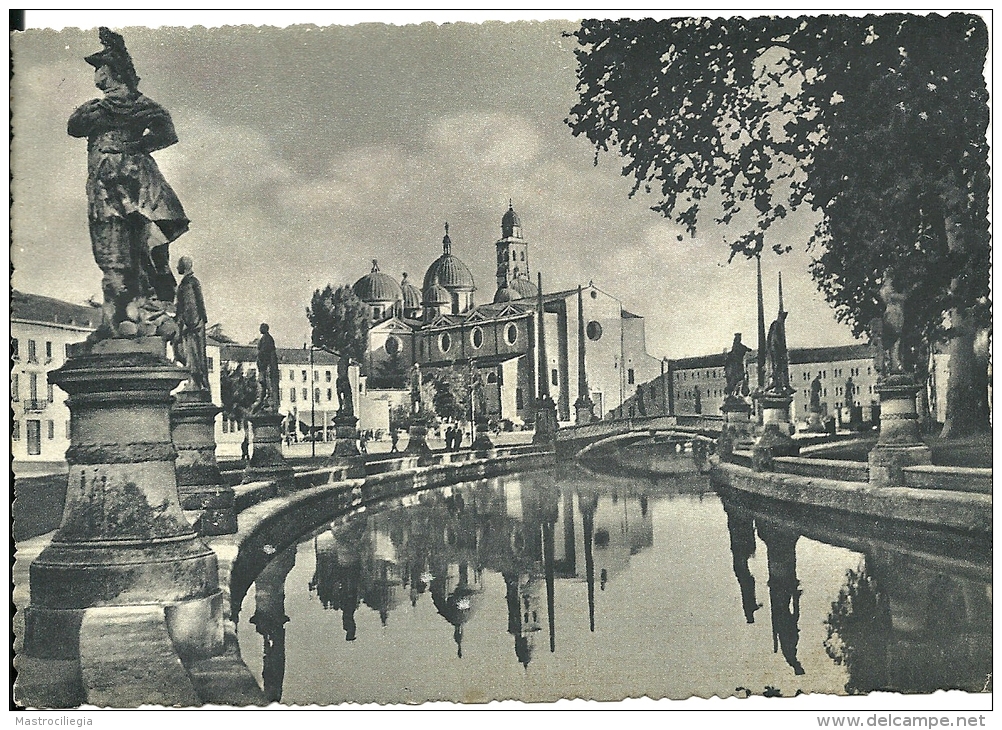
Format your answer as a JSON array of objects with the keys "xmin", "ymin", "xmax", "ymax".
[{"xmin": 443, "ymin": 424, "xmax": 465, "ymax": 451}]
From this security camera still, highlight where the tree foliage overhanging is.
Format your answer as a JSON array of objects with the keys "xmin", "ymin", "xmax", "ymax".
[
  {"xmin": 307, "ymin": 284, "xmax": 371, "ymax": 365},
  {"xmin": 567, "ymin": 13, "xmax": 990, "ymax": 433}
]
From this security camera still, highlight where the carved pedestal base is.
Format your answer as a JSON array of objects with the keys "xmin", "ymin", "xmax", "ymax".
[
  {"xmin": 868, "ymin": 378, "xmax": 931, "ymax": 487},
  {"xmin": 172, "ymin": 389, "xmax": 235, "ymax": 535},
  {"xmin": 719, "ymin": 397, "xmax": 755, "ymax": 459},
  {"xmin": 752, "ymin": 394, "xmax": 799, "ymax": 471},
  {"xmin": 329, "ymin": 414, "xmax": 365, "ymax": 478},
  {"xmin": 244, "ymin": 412, "xmax": 294, "ymax": 492},
  {"xmin": 532, "ymin": 396, "xmax": 559, "ymax": 449},
  {"xmin": 24, "ymin": 337, "xmax": 223, "ymax": 661},
  {"xmin": 404, "ymin": 424, "xmax": 433, "ymax": 462}
]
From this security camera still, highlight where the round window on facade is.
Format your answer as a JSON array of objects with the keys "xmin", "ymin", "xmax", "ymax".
[
  {"xmin": 385, "ymin": 335, "xmax": 400, "ymax": 356},
  {"xmin": 439, "ymin": 332, "xmax": 452, "ymax": 353},
  {"xmin": 590, "ymin": 290, "xmax": 598, "ymax": 299},
  {"xmin": 587, "ymin": 320, "xmax": 603, "ymax": 341},
  {"xmin": 471, "ymin": 326, "xmax": 484, "ymax": 349},
  {"xmin": 505, "ymin": 323, "xmax": 518, "ymax": 345}
]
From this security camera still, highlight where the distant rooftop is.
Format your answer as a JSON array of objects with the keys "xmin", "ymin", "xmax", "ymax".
[
  {"xmin": 669, "ymin": 343, "xmax": 871, "ymax": 370},
  {"xmin": 11, "ymin": 290, "xmax": 101, "ymax": 330},
  {"xmin": 220, "ymin": 343, "xmax": 341, "ymax": 366}
]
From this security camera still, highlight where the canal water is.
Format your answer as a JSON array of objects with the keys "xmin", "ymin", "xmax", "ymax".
[{"xmin": 236, "ymin": 456, "xmax": 991, "ymax": 704}]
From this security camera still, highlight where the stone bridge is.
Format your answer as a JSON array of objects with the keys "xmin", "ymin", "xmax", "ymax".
[{"xmin": 555, "ymin": 414, "xmax": 723, "ymax": 460}]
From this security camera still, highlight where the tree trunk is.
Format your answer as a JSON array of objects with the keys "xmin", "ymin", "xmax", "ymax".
[
  {"xmin": 940, "ymin": 307, "xmax": 989, "ymax": 438},
  {"xmin": 940, "ymin": 203, "xmax": 990, "ymax": 438}
]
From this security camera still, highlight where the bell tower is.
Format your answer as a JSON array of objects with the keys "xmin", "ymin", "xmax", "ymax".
[{"xmin": 495, "ymin": 201, "xmax": 530, "ymax": 290}]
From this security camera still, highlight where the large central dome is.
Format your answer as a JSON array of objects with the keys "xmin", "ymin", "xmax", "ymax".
[
  {"xmin": 423, "ymin": 223, "xmax": 475, "ymax": 292},
  {"xmin": 353, "ymin": 259, "xmax": 402, "ymax": 303}
]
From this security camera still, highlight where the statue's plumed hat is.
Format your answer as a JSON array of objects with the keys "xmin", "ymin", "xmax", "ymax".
[{"xmin": 85, "ymin": 27, "xmax": 140, "ymax": 90}]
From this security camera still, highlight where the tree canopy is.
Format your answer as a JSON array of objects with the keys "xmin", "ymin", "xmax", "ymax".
[
  {"xmin": 220, "ymin": 362, "xmax": 257, "ymax": 428},
  {"xmin": 567, "ymin": 13, "xmax": 990, "ymax": 433},
  {"xmin": 307, "ymin": 284, "xmax": 371, "ymax": 365}
]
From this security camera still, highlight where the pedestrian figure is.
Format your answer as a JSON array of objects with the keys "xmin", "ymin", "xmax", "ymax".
[
  {"xmin": 390, "ymin": 428, "xmax": 399, "ymax": 453},
  {"xmin": 241, "ymin": 434, "xmax": 249, "ymax": 462},
  {"xmin": 359, "ymin": 430, "xmax": 369, "ymax": 455}
]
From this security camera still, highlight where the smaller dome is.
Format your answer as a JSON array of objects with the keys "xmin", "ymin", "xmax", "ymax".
[
  {"xmin": 501, "ymin": 201, "xmax": 521, "ymax": 235},
  {"xmin": 354, "ymin": 260, "xmax": 403, "ymax": 303},
  {"xmin": 493, "ymin": 286, "xmax": 519, "ymax": 303},
  {"xmin": 424, "ymin": 277, "xmax": 451, "ymax": 306},
  {"xmin": 510, "ymin": 274, "xmax": 538, "ymax": 299},
  {"xmin": 400, "ymin": 273, "xmax": 421, "ymax": 311}
]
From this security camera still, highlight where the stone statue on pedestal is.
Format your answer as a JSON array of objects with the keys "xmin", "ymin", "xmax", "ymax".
[
  {"xmin": 254, "ymin": 323, "xmax": 280, "ymax": 413},
  {"xmin": 174, "ymin": 256, "xmax": 209, "ymax": 392},
  {"xmin": 68, "ymin": 27, "xmax": 189, "ymax": 338},
  {"xmin": 409, "ymin": 363, "xmax": 423, "ymax": 414},
  {"xmin": 724, "ymin": 333, "xmax": 752, "ymax": 399},
  {"xmin": 809, "ymin": 374, "xmax": 822, "ymax": 412},
  {"xmin": 336, "ymin": 357, "xmax": 354, "ymax": 419},
  {"xmin": 765, "ymin": 310, "xmax": 792, "ymax": 395}
]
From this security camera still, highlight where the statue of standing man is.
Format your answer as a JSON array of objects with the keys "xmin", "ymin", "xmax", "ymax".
[
  {"xmin": 68, "ymin": 27, "xmax": 189, "ymax": 337},
  {"xmin": 254, "ymin": 324, "xmax": 280, "ymax": 413},
  {"xmin": 174, "ymin": 256, "xmax": 209, "ymax": 391},
  {"xmin": 724, "ymin": 333, "xmax": 752, "ymax": 399}
]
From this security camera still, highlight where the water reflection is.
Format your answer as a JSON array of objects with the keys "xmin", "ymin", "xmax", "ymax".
[{"xmin": 241, "ymin": 465, "xmax": 990, "ymax": 703}]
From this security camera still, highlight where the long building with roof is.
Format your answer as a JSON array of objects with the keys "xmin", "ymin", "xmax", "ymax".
[{"xmin": 348, "ymin": 203, "xmax": 663, "ymax": 424}]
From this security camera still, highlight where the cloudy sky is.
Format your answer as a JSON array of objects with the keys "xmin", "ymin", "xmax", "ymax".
[{"xmin": 12, "ymin": 10, "xmax": 864, "ymax": 358}]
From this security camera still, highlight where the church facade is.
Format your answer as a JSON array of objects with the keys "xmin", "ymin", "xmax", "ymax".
[{"xmin": 352, "ymin": 204, "xmax": 662, "ymax": 424}]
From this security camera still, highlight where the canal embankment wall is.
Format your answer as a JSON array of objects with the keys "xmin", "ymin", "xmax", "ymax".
[{"xmin": 710, "ymin": 457, "xmax": 991, "ymax": 534}]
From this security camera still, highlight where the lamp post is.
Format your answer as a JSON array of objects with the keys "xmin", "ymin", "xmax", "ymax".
[{"xmin": 304, "ymin": 342, "xmax": 315, "ymax": 458}]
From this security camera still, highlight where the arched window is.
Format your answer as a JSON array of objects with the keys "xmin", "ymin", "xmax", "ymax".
[{"xmin": 520, "ymin": 251, "xmax": 525, "ymax": 261}]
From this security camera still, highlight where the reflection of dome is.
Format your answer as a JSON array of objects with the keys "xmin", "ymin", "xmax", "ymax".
[
  {"xmin": 354, "ymin": 260, "xmax": 402, "ymax": 303},
  {"xmin": 423, "ymin": 223, "xmax": 475, "ymax": 292},
  {"xmin": 510, "ymin": 274, "xmax": 538, "ymax": 299},
  {"xmin": 400, "ymin": 273, "xmax": 421, "ymax": 311}
]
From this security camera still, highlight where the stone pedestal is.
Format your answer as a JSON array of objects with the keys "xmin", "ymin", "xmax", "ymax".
[
  {"xmin": 868, "ymin": 378, "xmax": 931, "ymax": 487},
  {"xmin": 719, "ymin": 396, "xmax": 755, "ymax": 458},
  {"xmin": 244, "ymin": 411, "xmax": 294, "ymax": 492},
  {"xmin": 329, "ymin": 413, "xmax": 365, "ymax": 478},
  {"xmin": 533, "ymin": 396, "xmax": 559, "ymax": 449},
  {"xmin": 24, "ymin": 337, "xmax": 223, "ymax": 661},
  {"xmin": 404, "ymin": 424, "xmax": 433, "ymax": 462},
  {"xmin": 805, "ymin": 408, "xmax": 826, "ymax": 433},
  {"xmin": 171, "ymin": 389, "xmax": 235, "ymax": 536},
  {"xmin": 574, "ymin": 396, "xmax": 595, "ymax": 425},
  {"xmin": 471, "ymin": 415, "xmax": 494, "ymax": 452},
  {"xmin": 752, "ymin": 393, "xmax": 799, "ymax": 471}
]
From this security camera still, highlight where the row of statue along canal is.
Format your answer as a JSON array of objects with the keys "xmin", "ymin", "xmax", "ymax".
[{"xmin": 234, "ymin": 440, "xmax": 991, "ymax": 704}]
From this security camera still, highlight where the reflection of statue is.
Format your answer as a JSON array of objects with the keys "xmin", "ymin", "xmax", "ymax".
[
  {"xmin": 723, "ymin": 502, "xmax": 761, "ymax": 624},
  {"xmin": 766, "ymin": 310, "xmax": 791, "ymax": 394},
  {"xmin": 68, "ymin": 28, "xmax": 189, "ymax": 333},
  {"xmin": 336, "ymin": 357, "xmax": 354, "ymax": 418},
  {"xmin": 724, "ymin": 333, "xmax": 752, "ymax": 398},
  {"xmin": 173, "ymin": 256, "xmax": 208, "ymax": 391},
  {"xmin": 810, "ymin": 374, "xmax": 822, "ymax": 411},
  {"xmin": 254, "ymin": 323, "xmax": 279, "ymax": 413},
  {"xmin": 759, "ymin": 524, "xmax": 804, "ymax": 675}
]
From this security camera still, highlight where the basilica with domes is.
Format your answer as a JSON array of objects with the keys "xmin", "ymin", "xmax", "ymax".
[{"xmin": 350, "ymin": 203, "xmax": 661, "ymax": 425}]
